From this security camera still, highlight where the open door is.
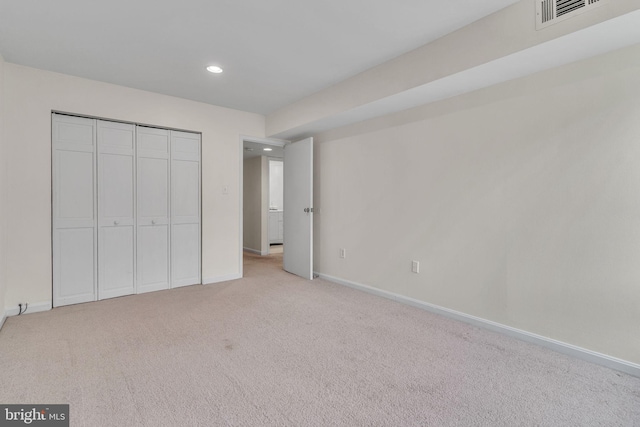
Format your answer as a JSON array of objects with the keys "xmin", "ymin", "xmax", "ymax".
[{"xmin": 283, "ymin": 137, "xmax": 313, "ymax": 279}]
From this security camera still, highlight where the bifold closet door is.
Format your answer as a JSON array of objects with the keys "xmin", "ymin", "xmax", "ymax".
[
  {"xmin": 97, "ymin": 120, "xmax": 136, "ymax": 300},
  {"xmin": 171, "ymin": 131, "xmax": 201, "ymax": 288},
  {"xmin": 54, "ymin": 117, "xmax": 201, "ymax": 305},
  {"xmin": 137, "ymin": 127, "xmax": 170, "ymax": 293},
  {"xmin": 52, "ymin": 114, "xmax": 97, "ymax": 307}
]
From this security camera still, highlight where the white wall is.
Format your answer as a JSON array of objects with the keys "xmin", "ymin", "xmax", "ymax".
[
  {"xmin": 243, "ymin": 156, "xmax": 268, "ymax": 253},
  {"xmin": 0, "ymin": 54, "xmax": 6, "ymax": 324},
  {"xmin": 314, "ymin": 44, "xmax": 640, "ymax": 365},
  {"xmin": 2, "ymin": 63, "xmax": 264, "ymax": 309}
]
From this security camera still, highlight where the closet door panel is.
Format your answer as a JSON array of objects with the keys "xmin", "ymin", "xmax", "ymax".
[
  {"xmin": 100, "ymin": 153, "xmax": 134, "ymax": 217},
  {"xmin": 171, "ymin": 223, "xmax": 200, "ymax": 284},
  {"xmin": 55, "ymin": 117, "xmax": 94, "ymax": 147},
  {"xmin": 139, "ymin": 158, "xmax": 169, "ymax": 218},
  {"xmin": 99, "ymin": 226, "xmax": 135, "ymax": 295},
  {"xmin": 56, "ymin": 228, "xmax": 95, "ymax": 299},
  {"xmin": 138, "ymin": 129, "xmax": 169, "ymax": 153},
  {"xmin": 52, "ymin": 114, "xmax": 97, "ymax": 307},
  {"xmin": 138, "ymin": 225, "xmax": 169, "ymax": 289},
  {"xmin": 98, "ymin": 120, "xmax": 136, "ymax": 300},
  {"xmin": 171, "ymin": 131, "xmax": 201, "ymax": 288},
  {"xmin": 56, "ymin": 150, "xmax": 95, "ymax": 223},
  {"xmin": 172, "ymin": 161, "xmax": 199, "ymax": 218},
  {"xmin": 137, "ymin": 127, "xmax": 170, "ymax": 293}
]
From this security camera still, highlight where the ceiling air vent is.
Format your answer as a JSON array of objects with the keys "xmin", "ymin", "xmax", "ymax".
[{"xmin": 536, "ymin": 0, "xmax": 608, "ymax": 29}]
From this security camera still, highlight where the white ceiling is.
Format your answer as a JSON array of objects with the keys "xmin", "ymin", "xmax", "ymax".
[
  {"xmin": 0, "ymin": 0, "xmax": 521, "ymax": 115},
  {"xmin": 272, "ymin": 8, "xmax": 640, "ymax": 140}
]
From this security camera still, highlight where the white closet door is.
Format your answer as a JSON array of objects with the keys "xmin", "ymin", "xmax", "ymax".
[
  {"xmin": 52, "ymin": 114, "xmax": 97, "ymax": 307},
  {"xmin": 170, "ymin": 130, "xmax": 201, "ymax": 288},
  {"xmin": 137, "ymin": 127, "xmax": 170, "ymax": 293},
  {"xmin": 97, "ymin": 120, "xmax": 136, "ymax": 299}
]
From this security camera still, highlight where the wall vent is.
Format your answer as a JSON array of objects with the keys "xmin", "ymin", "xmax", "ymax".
[{"xmin": 536, "ymin": 0, "xmax": 608, "ymax": 29}]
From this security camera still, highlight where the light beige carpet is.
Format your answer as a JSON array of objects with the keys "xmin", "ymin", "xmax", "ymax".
[{"xmin": 1, "ymin": 252, "xmax": 639, "ymax": 426}]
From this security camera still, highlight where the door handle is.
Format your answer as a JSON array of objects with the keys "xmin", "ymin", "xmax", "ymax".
[
  {"xmin": 152, "ymin": 220, "xmax": 156, "ymax": 225},
  {"xmin": 303, "ymin": 208, "xmax": 314, "ymax": 213},
  {"xmin": 114, "ymin": 220, "xmax": 119, "ymax": 225}
]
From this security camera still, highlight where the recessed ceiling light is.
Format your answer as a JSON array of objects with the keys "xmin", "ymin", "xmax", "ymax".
[
  {"xmin": 206, "ymin": 65, "xmax": 223, "ymax": 74},
  {"xmin": 263, "ymin": 148, "xmax": 273, "ymax": 151}
]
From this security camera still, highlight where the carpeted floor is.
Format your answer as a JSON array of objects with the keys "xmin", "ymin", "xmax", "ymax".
[{"xmin": 1, "ymin": 252, "xmax": 639, "ymax": 426}]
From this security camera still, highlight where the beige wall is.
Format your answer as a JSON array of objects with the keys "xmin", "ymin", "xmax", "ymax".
[
  {"xmin": 243, "ymin": 156, "xmax": 268, "ymax": 253},
  {"xmin": 2, "ymin": 63, "xmax": 264, "ymax": 308},
  {"xmin": 314, "ymin": 44, "xmax": 640, "ymax": 364}
]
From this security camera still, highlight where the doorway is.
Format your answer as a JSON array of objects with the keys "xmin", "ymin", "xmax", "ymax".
[
  {"xmin": 239, "ymin": 135, "xmax": 314, "ymax": 280},
  {"xmin": 241, "ymin": 137, "xmax": 286, "ymax": 273}
]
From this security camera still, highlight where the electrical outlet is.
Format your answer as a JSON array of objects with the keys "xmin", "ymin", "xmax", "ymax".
[
  {"xmin": 339, "ymin": 248, "xmax": 346, "ymax": 259},
  {"xmin": 412, "ymin": 260, "xmax": 419, "ymax": 273}
]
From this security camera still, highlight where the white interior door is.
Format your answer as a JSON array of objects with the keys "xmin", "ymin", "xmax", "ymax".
[
  {"xmin": 170, "ymin": 130, "xmax": 201, "ymax": 288},
  {"xmin": 52, "ymin": 114, "xmax": 97, "ymax": 306},
  {"xmin": 137, "ymin": 126, "xmax": 170, "ymax": 293},
  {"xmin": 283, "ymin": 137, "xmax": 314, "ymax": 279},
  {"xmin": 97, "ymin": 120, "xmax": 136, "ymax": 299}
]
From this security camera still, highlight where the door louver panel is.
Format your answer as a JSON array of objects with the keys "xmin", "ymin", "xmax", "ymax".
[{"xmin": 536, "ymin": 0, "xmax": 606, "ymax": 29}]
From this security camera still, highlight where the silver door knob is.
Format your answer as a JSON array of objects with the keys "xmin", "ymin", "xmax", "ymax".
[
  {"xmin": 114, "ymin": 220, "xmax": 119, "ymax": 225},
  {"xmin": 152, "ymin": 220, "xmax": 156, "ymax": 225}
]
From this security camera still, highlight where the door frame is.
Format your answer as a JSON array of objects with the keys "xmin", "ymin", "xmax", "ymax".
[{"xmin": 238, "ymin": 135, "xmax": 288, "ymax": 277}]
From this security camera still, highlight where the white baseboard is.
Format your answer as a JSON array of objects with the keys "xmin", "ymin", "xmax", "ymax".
[
  {"xmin": 203, "ymin": 273, "xmax": 242, "ymax": 285},
  {"xmin": 316, "ymin": 272, "xmax": 640, "ymax": 378},
  {"xmin": 4, "ymin": 301, "xmax": 52, "ymax": 317},
  {"xmin": 243, "ymin": 247, "xmax": 268, "ymax": 256}
]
